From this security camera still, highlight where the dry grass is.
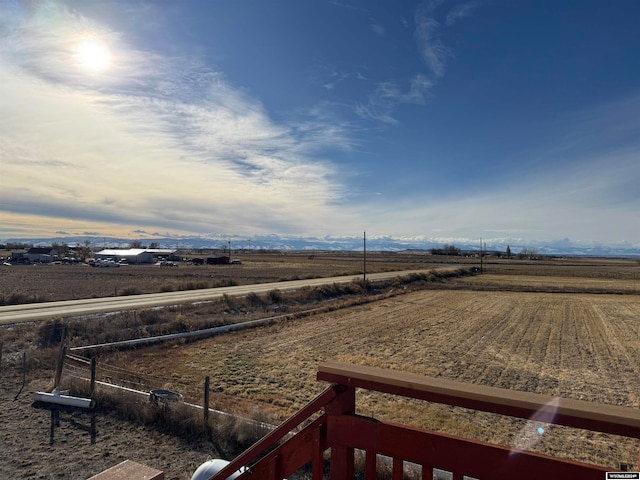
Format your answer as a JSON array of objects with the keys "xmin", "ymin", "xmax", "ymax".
[
  {"xmin": 456, "ymin": 273, "xmax": 640, "ymax": 294},
  {"xmin": 104, "ymin": 266, "xmax": 640, "ymax": 470}
]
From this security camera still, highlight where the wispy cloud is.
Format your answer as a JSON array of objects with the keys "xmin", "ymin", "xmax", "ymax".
[
  {"xmin": 355, "ymin": 1, "xmax": 476, "ymax": 125},
  {"xmin": 354, "ymin": 74, "xmax": 433, "ymax": 123},
  {"xmin": 414, "ymin": 3, "xmax": 450, "ymax": 78},
  {"xmin": 0, "ymin": 3, "xmax": 361, "ymax": 238},
  {"xmin": 446, "ymin": 1, "xmax": 477, "ymax": 26},
  {"xmin": 401, "ymin": 74, "xmax": 433, "ymax": 104},
  {"xmin": 355, "ymin": 83, "xmax": 403, "ymax": 124},
  {"xmin": 370, "ymin": 18, "xmax": 385, "ymax": 36}
]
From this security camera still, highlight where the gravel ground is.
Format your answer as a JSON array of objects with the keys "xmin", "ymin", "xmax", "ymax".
[{"xmin": 0, "ymin": 368, "xmax": 221, "ymax": 480}]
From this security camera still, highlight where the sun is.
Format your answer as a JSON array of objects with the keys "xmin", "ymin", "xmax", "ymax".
[{"xmin": 75, "ymin": 35, "xmax": 112, "ymax": 73}]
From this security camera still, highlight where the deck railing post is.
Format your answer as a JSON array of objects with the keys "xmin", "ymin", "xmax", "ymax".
[
  {"xmin": 312, "ymin": 423, "xmax": 326, "ymax": 480},
  {"xmin": 326, "ymin": 385, "xmax": 356, "ymax": 480}
]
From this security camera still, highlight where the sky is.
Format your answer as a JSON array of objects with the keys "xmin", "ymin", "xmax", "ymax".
[{"xmin": 1, "ymin": 0, "xmax": 639, "ymax": 250}]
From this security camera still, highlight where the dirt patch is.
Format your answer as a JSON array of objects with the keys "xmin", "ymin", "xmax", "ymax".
[{"xmin": 0, "ymin": 371, "xmax": 220, "ymax": 480}]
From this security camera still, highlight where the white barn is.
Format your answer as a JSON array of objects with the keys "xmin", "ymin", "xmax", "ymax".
[{"xmin": 94, "ymin": 249, "xmax": 155, "ymax": 264}]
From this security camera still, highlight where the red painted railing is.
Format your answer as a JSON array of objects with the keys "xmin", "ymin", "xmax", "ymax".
[{"xmin": 209, "ymin": 361, "xmax": 640, "ymax": 479}]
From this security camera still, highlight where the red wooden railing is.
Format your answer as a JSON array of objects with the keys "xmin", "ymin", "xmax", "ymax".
[{"xmin": 209, "ymin": 361, "xmax": 640, "ymax": 479}]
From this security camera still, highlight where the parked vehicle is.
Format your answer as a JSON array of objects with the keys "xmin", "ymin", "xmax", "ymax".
[{"xmin": 158, "ymin": 261, "xmax": 178, "ymax": 267}]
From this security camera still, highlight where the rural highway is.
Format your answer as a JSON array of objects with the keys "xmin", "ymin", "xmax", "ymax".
[{"xmin": 0, "ymin": 269, "xmax": 432, "ymax": 325}]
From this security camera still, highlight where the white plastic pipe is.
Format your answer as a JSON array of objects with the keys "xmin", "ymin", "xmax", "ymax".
[{"xmin": 33, "ymin": 391, "xmax": 93, "ymax": 409}]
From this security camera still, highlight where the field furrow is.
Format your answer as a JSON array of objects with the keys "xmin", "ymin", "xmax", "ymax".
[{"xmin": 108, "ymin": 288, "xmax": 640, "ymax": 469}]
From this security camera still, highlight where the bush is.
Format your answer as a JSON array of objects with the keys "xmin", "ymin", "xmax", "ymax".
[
  {"xmin": 349, "ymin": 278, "xmax": 371, "ymax": 293},
  {"xmin": 0, "ymin": 291, "xmax": 48, "ymax": 306},
  {"xmin": 222, "ymin": 293, "xmax": 237, "ymax": 310},
  {"xmin": 182, "ymin": 281, "xmax": 209, "ymax": 290},
  {"xmin": 267, "ymin": 289, "xmax": 283, "ymax": 304},
  {"xmin": 120, "ymin": 286, "xmax": 141, "ymax": 296},
  {"xmin": 38, "ymin": 319, "xmax": 66, "ymax": 347},
  {"xmin": 139, "ymin": 310, "xmax": 163, "ymax": 325},
  {"xmin": 246, "ymin": 292, "xmax": 265, "ymax": 308}
]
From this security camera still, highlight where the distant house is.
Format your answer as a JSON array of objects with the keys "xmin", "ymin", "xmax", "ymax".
[{"xmin": 24, "ymin": 247, "xmax": 56, "ymax": 263}]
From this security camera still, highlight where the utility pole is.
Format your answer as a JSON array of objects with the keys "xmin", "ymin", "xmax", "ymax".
[
  {"xmin": 363, "ymin": 230, "xmax": 367, "ymax": 281},
  {"xmin": 480, "ymin": 237, "xmax": 483, "ymax": 273}
]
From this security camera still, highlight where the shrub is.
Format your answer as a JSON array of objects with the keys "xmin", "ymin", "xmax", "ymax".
[
  {"xmin": 182, "ymin": 281, "xmax": 209, "ymax": 290},
  {"xmin": 246, "ymin": 292, "xmax": 265, "ymax": 308},
  {"xmin": 139, "ymin": 310, "xmax": 163, "ymax": 325},
  {"xmin": 0, "ymin": 291, "xmax": 48, "ymax": 306},
  {"xmin": 120, "ymin": 286, "xmax": 141, "ymax": 296},
  {"xmin": 222, "ymin": 293, "xmax": 237, "ymax": 310},
  {"xmin": 38, "ymin": 318, "xmax": 66, "ymax": 347},
  {"xmin": 318, "ymin": 283, "xmax": 344, "ymax": 299},
  {"xmin": 349, "ymin": 278, "xmax": 371, "ymax": 293},
  {"xmin": 267, "ymin": 289, "xmax": 283, "ymax": 304}
]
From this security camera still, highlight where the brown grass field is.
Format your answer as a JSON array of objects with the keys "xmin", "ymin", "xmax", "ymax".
[{"xmin": 1, "ymin": 252, "xmax": 640, "ymax": 478}]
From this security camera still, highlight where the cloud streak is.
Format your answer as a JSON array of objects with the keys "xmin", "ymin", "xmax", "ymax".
[
  {"xmin": 446, "ymin": 1, "xmax": 477, "ymax": 26},
  {"xmin": 355, "ymin": 1, "xmax": 475, "ymax": 124}
]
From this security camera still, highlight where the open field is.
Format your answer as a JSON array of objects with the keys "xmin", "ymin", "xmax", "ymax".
[
  {"xmin": 0, "ymin": 251, "xmax": 442, "ymax": 303},
  {"xmin": 456, "ymin": 273, "xmax": 640, "ymax": 293},
  {"xmin": 1, "ymin": 254, "xmax": 640, "ymax": 478},
  {"xmin": 2, "ymin": 251, "xmax": 638, "ymax": 303},
  {"xmin": 106, "ymin": 288, "xmax": 640, "ymax": 469}
]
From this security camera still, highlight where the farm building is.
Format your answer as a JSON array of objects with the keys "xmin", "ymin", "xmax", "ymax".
[
  {"xmin": 145, "ymin": 249, "xmax": 180, "ymax": 261},
  {"xmin": 94, "ymin": 249, "xmax": 155, "ymax": 264},
  {"xmin": 18, "ymin": 247, "xmax": 57, "ymax": 263}
]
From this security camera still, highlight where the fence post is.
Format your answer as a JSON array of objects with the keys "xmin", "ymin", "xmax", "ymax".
[
  {"xmin": 22, "ymin": 352, "xmax": 26, "ymax": 388},
  {"xmin": 90, "ymin": 357, "xmax": 97, "ymax": 444},
  {"xmin": 204, "ymin": 376, "xmax": 210, "ymax": 436},
  {"xmin": 53, "ymin": 345, "xmax": 67, "ymax": 389},
  {"xmin": 90, "ymin": 358, "xmax": 96, "ymax": 397},
  {"xmin": 0, "ymin": 342, "xmax": 3, "ymax": 376}
]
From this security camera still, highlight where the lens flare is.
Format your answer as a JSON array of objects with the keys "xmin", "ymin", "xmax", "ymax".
[{"xmin": 509, "ymin": 396, "xmax": 560, "ymax": 455}]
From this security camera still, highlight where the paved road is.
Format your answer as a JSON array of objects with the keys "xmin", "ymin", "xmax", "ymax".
[{"xmin": 0, "ymin": 269, "xmax": 433, "ymax": 324}]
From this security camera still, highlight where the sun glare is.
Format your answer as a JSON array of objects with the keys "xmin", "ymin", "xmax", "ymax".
[{"xmin": 75, "ymin": 35, "xmax": 112, "ymax": 73}]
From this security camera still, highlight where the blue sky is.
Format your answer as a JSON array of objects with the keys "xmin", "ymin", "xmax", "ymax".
[{"xmin": 1, "ymin": 0, "xmax": 639, "ymax": 249}]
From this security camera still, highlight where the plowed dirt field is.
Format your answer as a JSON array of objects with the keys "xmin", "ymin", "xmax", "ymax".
[{"xmin": 111, "ymin": 288, "xmax": 640, "ymax": 469}]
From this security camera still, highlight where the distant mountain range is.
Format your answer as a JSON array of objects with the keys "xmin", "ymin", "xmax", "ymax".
[{"xmin": 2, "ymin": 234, "xmax": 639, "ymax": 257}]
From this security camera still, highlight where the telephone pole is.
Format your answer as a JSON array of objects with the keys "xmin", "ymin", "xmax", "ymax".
[{"xmin": 363, "ymin": 230, "xmax": 367, "ymax": 281}]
